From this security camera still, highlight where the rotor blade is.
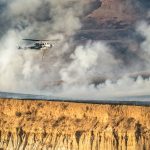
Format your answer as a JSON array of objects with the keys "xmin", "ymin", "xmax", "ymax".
[
  {"xmin": 23, "ymin": 39, "xmax": 41, "ymax": 41},
  {"xmin": 23, "ymin": 39, "xmax": 60, "ymax": 42}
]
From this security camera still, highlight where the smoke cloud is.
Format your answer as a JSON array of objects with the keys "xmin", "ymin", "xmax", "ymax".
[{"xmin": 0, "ymin": 0, "xmax": 150, "ymax": 100}]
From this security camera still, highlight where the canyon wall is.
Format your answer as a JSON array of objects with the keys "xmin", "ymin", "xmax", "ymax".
[{"xmin": 0, "ymin": 99, "xmax": 149, "ymax": 150}]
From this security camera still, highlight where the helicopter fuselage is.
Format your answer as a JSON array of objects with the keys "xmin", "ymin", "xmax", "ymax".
[{"xmin": 19, "ymin": 42, "xmax": 53, "ymax": 50}]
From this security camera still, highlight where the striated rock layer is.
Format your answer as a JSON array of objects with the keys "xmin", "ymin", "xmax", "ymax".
[{"xmin": 0, "ymin": 99, "xmax": 149, "ymax": 150}]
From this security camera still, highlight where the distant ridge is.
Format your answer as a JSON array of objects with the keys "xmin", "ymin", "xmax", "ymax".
[{"xmin": 0, "ymin": 91, "xmax": 150, "ymax": 106}]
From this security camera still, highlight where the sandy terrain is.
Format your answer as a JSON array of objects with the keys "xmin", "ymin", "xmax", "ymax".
[{"xmin": 0, "ymin": 99, "xmax": 149, "ymax": 150}]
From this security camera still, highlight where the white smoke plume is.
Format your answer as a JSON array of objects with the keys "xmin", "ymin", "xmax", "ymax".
[
  {"xmin": 137, "ymin": 21, "xmax": 150, "ymax": 55},
  {"xmin": 0, "ymin": 0, "xmax": 91, "ymax": 92},
  {"xmin": 55, "ymin": 26, "xmax": 150, "ymax": 99},
  {"xmin": 0, "ymin": 0, "xmax": 150, "ymax": 100},
  {"xmin": 60, "ymin": 41, "xmax": 119, "ymax": 85}
]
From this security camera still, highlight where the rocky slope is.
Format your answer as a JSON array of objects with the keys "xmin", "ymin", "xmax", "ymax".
[
  {"xmin": 76, "ymin": 0, "xmax": 149, "ymax": 82},
  {"xmin": 77, "ymin": 0, "xmax": 144, "ymax": 62},
  {"xmin": 0, "ymin": 99, "xmax": 149, "ymax": 150}
]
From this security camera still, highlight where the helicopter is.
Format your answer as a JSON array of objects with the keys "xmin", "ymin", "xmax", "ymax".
[
  {"xmin": 18, "ymin": 38, "xmax": 60, "ymax": 59},
  {"xmin": 18, "ymin": 39, "xmax": 59, "ymax": 50}
]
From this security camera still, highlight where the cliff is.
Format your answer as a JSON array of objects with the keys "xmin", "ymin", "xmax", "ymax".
[{"xmin": 0, "ymin": 99, "xmax": 149, "ymax": 150}]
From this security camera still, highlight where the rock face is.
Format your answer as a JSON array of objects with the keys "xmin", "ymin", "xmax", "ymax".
[
  {"xmin": 79, "ymin": 0, "xmax": 141, "ymax": 48},
  {"xmin": 91, "ymin": 0, "xmax": 135, "ymax": 20},
  {"xmin": 77, "ymin": 0, "xmax": 147, "ymax": 76},
  {"xmin": 0, "ymin": 99, "xmax": 149, "ymax": 150}
]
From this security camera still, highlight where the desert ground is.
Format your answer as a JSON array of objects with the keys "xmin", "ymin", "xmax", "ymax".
[{"xmin": 0, "ymin": 99, "xmax": 149, "ymax": 150}]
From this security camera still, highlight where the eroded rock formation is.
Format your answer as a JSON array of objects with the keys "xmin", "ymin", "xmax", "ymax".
[{"xmin": 0, "ymin": 99, "xmax": 149, "ymax": 150}]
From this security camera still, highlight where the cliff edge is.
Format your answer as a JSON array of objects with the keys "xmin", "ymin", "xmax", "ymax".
[{"xmin": 0, "ymin": 99, "xmax": 149, "ymax": 150}]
